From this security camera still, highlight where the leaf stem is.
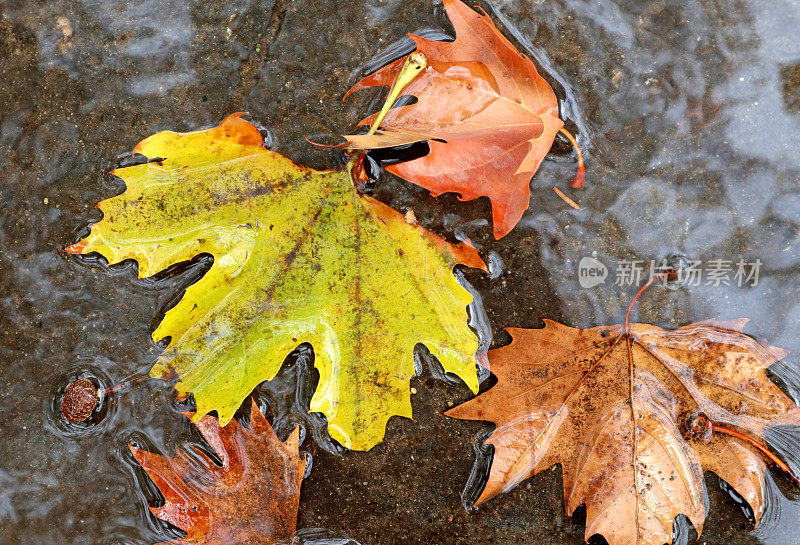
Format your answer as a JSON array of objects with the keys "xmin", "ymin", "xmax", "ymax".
[
  {"xmin": 558, "ymin": 127, "xmax": 586, "ymax": 189},
  {"xmin": 552, "ymin": 186, "xmax": 581, "ymax": 209},
  {"xmin": 366, "ymin": 52, "xmax": 428, "ymax": 136},
  {"xmin": 710, "ymin": 421, "xmax": 800, "ymax": 488},
  {"xmin": 624, "ymin": 270, "xmax": 675, "ymax": 335},
  {"xmin": 99, "ymin": 371, "xmax": 152, "ymax": 396}
]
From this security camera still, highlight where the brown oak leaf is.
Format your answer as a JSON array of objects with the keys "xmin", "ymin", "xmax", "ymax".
[
  {"xmin": 446, "ymin": 319, "xmax": 799, "ymax": 545},
  {"xmin": 343, "ymin": 0, "xmax": 565, "ymax": 239},
  {"xmin": 130, "ymin": 400, "xmax": 305, "ymax": 545}
]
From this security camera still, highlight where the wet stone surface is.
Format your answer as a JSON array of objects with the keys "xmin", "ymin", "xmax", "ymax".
[{"xmin": 2, "ymin": 0, "xmax": 800, "ymax": 544}]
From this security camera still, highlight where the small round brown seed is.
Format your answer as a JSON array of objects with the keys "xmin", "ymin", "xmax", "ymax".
[
  {"xmin": 61, "ymin": 378, "xmax": 99, "ymax": 423},
  {"xmin": 682, "ymin": 411, "xmax": 713, "ymax": 443}
]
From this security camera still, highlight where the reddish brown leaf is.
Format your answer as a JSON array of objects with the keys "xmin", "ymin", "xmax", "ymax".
[
  {"xmin": 343, "ymin": 0, "xmax": 564, "ymax": 239},
  {"xmin": 447, "ymin": 319, "xmax": 799, "ymax": 545},
  {"xmin": 130, "ymin": 400, "xmax": 305, "ymax": 545}
]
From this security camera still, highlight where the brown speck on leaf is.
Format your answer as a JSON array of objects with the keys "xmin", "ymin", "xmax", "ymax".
[{"xmin": 62, "ymin": 378, "xmax": 99, "ymax": 423}]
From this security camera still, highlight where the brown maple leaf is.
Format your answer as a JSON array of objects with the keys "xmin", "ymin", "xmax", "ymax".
[
  {"xmin": 130, "ymin": 400, "xmax": 305, "ymax": 545},
  {"xmin": 446, "ymin": 319, "xmax": 800, "ymax": 545},
  {"xmin": 342, "ymin": 0, "xmax": 569, "ymax": 239}
]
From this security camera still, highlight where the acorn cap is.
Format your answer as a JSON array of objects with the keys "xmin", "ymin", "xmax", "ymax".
[{"xmin": 62, "ymin": 378, "xmax": 100, "ymax": 423}]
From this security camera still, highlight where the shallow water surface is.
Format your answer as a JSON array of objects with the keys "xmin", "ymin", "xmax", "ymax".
[{"xmin": 1, "ymin": 0, "xmax": 799, "ymax": 544}]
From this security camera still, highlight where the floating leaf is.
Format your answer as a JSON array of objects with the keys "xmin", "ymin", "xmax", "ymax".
[
  {"xmin": 67, "ymin": 114, "xmax": 484, "ymax": 450},
  {"xmin": 343, "ymin": 0, "xmax": 565, "ymax": 239},
  {"xmin": 447, "ymin": 319, "xmax": 799, "ymax": 545},
  {"xmin": 130, "ymin": 400, "xmax": 304, "ymax": 544}
]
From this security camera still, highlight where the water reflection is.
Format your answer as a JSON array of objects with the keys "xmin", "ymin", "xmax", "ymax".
[
  {"xmin": 722, "ymin": 1, "xmax": 800, "ymax": 168},
  {"xmin": 495, "ymin": 0, "xmax": 800, "ymax": 339},
  {"xmin": 29, "ymin": 0, "xmax": 197, "ymax": 95}
]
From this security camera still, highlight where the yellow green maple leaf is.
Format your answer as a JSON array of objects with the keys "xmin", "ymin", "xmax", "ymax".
[{"xmin": 67, "ymin": 113, "xmax": 484, "ymax": 450}]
